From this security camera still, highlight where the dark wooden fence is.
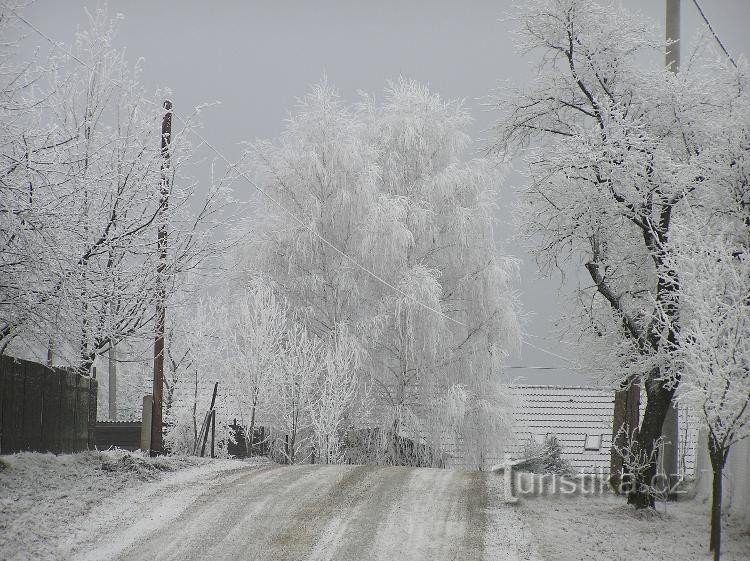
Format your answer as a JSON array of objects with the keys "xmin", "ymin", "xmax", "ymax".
[
  {"xmin": 94, "ymin": 421, "xmax": 142, "ymax": 452},
  {"xmin": 0, "ymin": 355, "xmax": 98, "ymax": 454}
]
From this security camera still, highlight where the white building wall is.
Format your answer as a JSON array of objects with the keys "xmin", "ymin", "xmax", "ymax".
[{"xmin": 724, "ymin": 437, "xmax": 750, "ymax": 530}]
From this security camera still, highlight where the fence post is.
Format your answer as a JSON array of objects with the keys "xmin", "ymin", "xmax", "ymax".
[
  {"xmin": 0, "ymin": 356, "xmax": 9, "ymax": 453},
  {"xmin": 88, "ymin": 370, "xmax": 98, "ymax": 450},
  {"xmin": 60, "ymin": 370, "xmax": 76, "ymax": 453},
  {"xmin": 199, "ymin": 410, "xmax": 211, "ymax": 458},
  {"xmin": 23, "ymin": 361, "xmax": 44, "ymax": 451},
  {"xmin": 76, "ymin": 375, "xmax": 88, "ymax": 450},
  {"xmin": 12, "ymin": 361, "xmax": 24, "ymax": 452},
  {"xmin": 210, "ymin": 409, "xmax": 216, "ymax": 459},
  {"xmin": 140, "ymin": 395, "xmax": 153, "ymax": 451},
  {"xmin": 49, "ymin": 368, "xmax": 63, "ymax": 453}
]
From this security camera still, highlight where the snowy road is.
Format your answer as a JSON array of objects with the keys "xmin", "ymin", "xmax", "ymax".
[{"xmin": 73, "ymin": 463, "xmax": 523, "ymax": 561}]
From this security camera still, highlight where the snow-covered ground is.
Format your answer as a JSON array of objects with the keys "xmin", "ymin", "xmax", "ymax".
[
  {"xmin": 1, "ymin": 452, "xmax": 527, "ymax": 561},
  {"xmin": 519, "ymin": 491, "xmax": 750, "ymax": 561},
  {"xmin": 1, "ymin": 452, "xmax": 748, "ymax": 561},
  {"xmin": 0, "ymin": 450, "xmax": 258, "ymax": 561}
]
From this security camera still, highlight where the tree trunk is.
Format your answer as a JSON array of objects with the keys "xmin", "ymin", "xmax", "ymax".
[
  {"xmin": 708, "ymin": 435, "xmax": 727, "ymax": 561},
  {"xmin": 709, "ymin": 459, "xmax": 723, "ymax": 560},
  {"xmin": 390, "ymin": 416, "xmax": 401, "ymax": 465},
  {"xmin": 248, "ymin": 397, "xmax": 257, "ymax": 458},
  {"xmin": 627, "ymin": 373, "xmax": 674, "ymax": 508},
  {"xmin": 611, "ymin": 379, "xmax": 640, "ymax": 491}
]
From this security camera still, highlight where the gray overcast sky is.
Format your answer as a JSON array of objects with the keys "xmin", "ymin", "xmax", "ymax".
[{"xmin": 18, "ymin": 0, "xmax": 750, "ymax": 384}]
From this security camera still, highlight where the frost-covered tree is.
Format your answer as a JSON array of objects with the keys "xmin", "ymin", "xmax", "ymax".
[
  {"xmin": 241, "ymin": 78, "xmax": 519, "ymax": 468},
  {"xmin": 266, "ymin": 320, "xmax": 326, "ymax": 464},
  {"xmin": 0, "ymin": 7, "xmax": 233, "ymax": 377},
  {"xmin": 0, "ymin": 2, "xmax": 62, "ymax": 355},
  {"xmin": 162, "ymin": 279, "xmax": 370, "ymax": 464},
  {"xmin": 489, "ymin": 0, "xmax": 745, "ymax": 506},
  {"xmin": 669, "ymin": 223, "xmax": 750, "ymax": 559},
  {"xmin": 221, "ymin": 281, "xmax": 288, "ymax": 455},
  {"xmin": 307, "ymin": 328, "xmax": 367, "ymax": 464},
  {"xmin": 664, "ymin": 75, "xmax": 750, "ymax": 555},
  {"xmin": 1, "ymin": 7, "xmax": 165, "ymax": 367}
]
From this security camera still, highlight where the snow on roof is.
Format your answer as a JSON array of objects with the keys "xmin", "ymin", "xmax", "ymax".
[
  {"xmin": 508, "ymin": 385, "xmax": 615, "ymax": 474},
  {"xmin": 508, "ymin": 385, "xmax": 699, "ymax": 476}
]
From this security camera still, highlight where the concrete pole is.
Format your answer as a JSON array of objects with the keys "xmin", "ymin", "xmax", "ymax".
[
  {"xmin": 661, "ymin": 0, "xmax": 681, "ymax": 484},
  {"xmin": 140, "ymin": 395, "xmax": 153, "ymax": 451},
  {"xmin": 108, "ymin": 344, "xmax": 117, "ymax": 420},
  {"xmin": 666, "ymin": 0, "xmax": 681, "ymax": 71}
]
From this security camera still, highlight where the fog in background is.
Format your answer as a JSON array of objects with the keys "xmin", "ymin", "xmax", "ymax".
[{"xmin": 19, "ymin": 0, "xmax": 750, "ymax": 384}]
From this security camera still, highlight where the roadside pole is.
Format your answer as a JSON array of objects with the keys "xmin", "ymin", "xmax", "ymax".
[
  {"xmin": 151, "ymin": 100, "xmax": 172, "ymax": 456},
  {"xmin": 661, "ymin": 0, "xmax": 681, "ymax": 483}
]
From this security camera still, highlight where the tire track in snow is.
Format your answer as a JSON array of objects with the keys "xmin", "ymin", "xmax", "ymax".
[
  {"xmin": 79, "ymin": 463, "xmax": 526, "ymax": 561},
  {"xmin": 367, "ymin": 467, "xmax": 487, "ymax": 561},
  {"xmin": 70, "ymin": 461, "xmax": 267, "ymax": 561},
  {"xmin": 112, "ymin": 464, "xmax": 340, "ymax": 561}
]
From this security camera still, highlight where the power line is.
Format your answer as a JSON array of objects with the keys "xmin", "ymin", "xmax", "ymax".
[
  {"xmin": 520, "ymin": 338, "xmax": 574, "ymax": 364},
  {"xmin": 6, "ymin": 4, "xmax": 577, "ymax": 365},
  {"xmin": 4, "ymin": 4, "xmax": 466, "ymax": 329},
  {"xmin": 690, "ymin": 0, "xmax": 738, "ymax": 69}
]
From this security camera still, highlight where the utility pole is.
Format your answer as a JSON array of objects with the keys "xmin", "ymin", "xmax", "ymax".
[
  {"xmin": 151, "ymin": 99, "xmax": 172, "ymax": 456},
  {"xmin": 661, "ymin": 0, "xmax": 681, "ymax": 483},
  {"xmin": 108, "ymin": 345, "xmax": 117, "ymax": 419},
  {"xmin": 666, "ymin": 0, "xmax": 680, "ymax": 71}
]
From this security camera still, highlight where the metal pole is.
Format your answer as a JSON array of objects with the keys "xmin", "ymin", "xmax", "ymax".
[{"xmin": 151, "ymin": 99, "xmax": 172, "ymax": 456}]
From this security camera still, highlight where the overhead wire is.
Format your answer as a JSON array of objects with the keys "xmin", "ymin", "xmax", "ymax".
[{"xmin": 6, "ymin": 4, "xmax": 578, "ymax": 366}]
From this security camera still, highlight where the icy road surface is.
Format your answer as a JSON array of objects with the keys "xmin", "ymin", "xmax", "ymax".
[{"xmin": 72, "ymin": 463, "xmax": 531, "ymax": 561}]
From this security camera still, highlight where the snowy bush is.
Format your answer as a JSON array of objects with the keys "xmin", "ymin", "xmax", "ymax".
[{"xmin": 519, "ymin": 435, "xmax": 574, "ymax": 476}]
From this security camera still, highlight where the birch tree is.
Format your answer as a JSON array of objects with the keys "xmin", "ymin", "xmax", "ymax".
[
  {"xmin": 266, "ymin": 320, "xmax": 326, "ymax": 464},
  {"xmin": 307, "ymin": 328, "xmax": 367, "ymax": 464},
  {"xmin": 222, "ymin": 281, "xmax": 288, "ymax": 455},
  {"xmin": 242, "ymin": 78, "xmax": 519, "ymax": 468}
]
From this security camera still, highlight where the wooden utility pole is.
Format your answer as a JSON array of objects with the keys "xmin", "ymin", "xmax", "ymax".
[
  {"xmin": 662, "ymin": 0, "xmax": 681, "ymax": 482},
  {"xmin": 151, "ymin": 99, "xmax": 172, "ymax": 456}
]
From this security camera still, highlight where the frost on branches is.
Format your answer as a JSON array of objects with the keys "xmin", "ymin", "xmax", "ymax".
[
  {"xmin": 490, "ymin": 0, "xmax": 749, "ymax": 506},
  {"xmin": 238, "ymin": 78, "xmax": 519, "ymax": 468},
  {"xmin": 162, "ymin": 280, "xmax": 370, "ymax": 465},
  {"xmin": 0, "ymin": 7, "xmax": 233, "ymax": 375},
  {"xmin": 665, "ymin": 71, "xmax": 750, "ymax": 552}
]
